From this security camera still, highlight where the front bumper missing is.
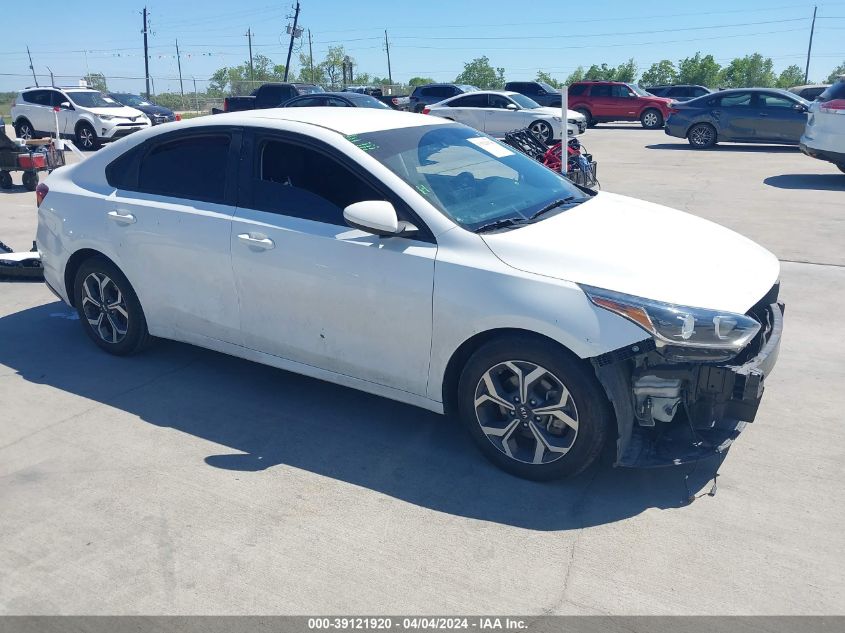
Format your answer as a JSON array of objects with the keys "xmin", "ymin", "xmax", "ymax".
[{"xmin": 592, "ymin": 297, "xmax": 785, "ymax": 468}]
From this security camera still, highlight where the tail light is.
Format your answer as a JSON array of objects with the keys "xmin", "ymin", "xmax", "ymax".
[
  {"xmin": 422, "ymin": 107, "xmax": 431, "ymax": 115},
  {"xmin": 35, "ymin": 183, "xmax": 49, "ymax": 208},
  {"xmin": 223, "ymin": 97, "xmax": 230, "ymax": 112},
  {"xmin": 820, "ymin": 99, "xmax": 845, "ymax": 114},
  {"xmin": 175, "ymin": 113, "xmax": 182, "ymax": 121}
]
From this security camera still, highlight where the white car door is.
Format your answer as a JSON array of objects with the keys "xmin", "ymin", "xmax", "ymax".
[
  {"xmin": 230, "ymin": 131, "xmax": 436, "ymax": 396},
  {"xmin": 26, "ymin": 89, "xmax": 55, "ymax": 133},
  {"xmin": 441, "ymin": 93, "xmax": 489, "ymax": 132},
  {"xmin": 484, "ymin": 94, "xmax": 521, "ymax": 137},
  {"xmin": 103, "ymin": 128, "xmax": 242, "ymax": 344}
]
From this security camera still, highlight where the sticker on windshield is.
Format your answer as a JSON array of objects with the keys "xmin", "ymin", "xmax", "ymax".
[
  {"xmin": 416, "ymin": 184, "xmax": 432, "ymax": 196},
  {"xmin": 345, "ymin": 134, "xmax": 378, "ymax": 152},
  {"xmin": 468, "ymin": 136, "xmax": 514, "ymax": 158}
]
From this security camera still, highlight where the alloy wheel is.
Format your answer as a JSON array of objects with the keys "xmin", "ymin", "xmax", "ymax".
[
  {"xmin": 530, "ymin": 121, "xmax": 553, "ymax": 143},
  {"xmin": 18, "ymin": 123, "xmax": 33, "ymax": 139},
  {"xmin": 78, "ymin": 126, "xmax": 95, "ymax": 149},
  {"xmin": 81, "ymin": 272, "xmax": 129, "ymax": 344},
  {"xmin": 473, "ymin": 360, "xmax": 579, "ymax": 465},
  {"xmin": 643, "ymin": 111, "xmax": 659, "ymax": 128},
  {"xmin": 689, "ymin": 124, "xmax": 714, "ymax": 147}
]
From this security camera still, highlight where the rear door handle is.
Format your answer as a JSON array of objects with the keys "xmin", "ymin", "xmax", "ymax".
[
  {"xmin": 237, "ymin": 233, "xmax": 275, "ymax": 250},
  {"xmin": 107, "ymin": 210, "xmax": 136, "ymax": 224}
]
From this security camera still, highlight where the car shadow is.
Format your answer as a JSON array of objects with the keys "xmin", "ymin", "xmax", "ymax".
[
  {"xmin": 763, "ymin": 173, "xmax": 845, "ymax": 191},
  {"xmin": 646, "ymin": 143, "xmax": 800, "ymax": 153},
  {"xmin": 0, "ymin": 301, "xmax": 725, "ymax": 531}
]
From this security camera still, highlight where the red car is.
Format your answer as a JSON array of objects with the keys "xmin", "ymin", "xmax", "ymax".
[{"xmin": 567, "ymin": 81, "xmax": 674, "ymax": 129}]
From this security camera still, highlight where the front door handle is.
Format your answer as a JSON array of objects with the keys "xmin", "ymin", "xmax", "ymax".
[
  {"xmin": 107, "ymin": 210, "xmax": 136, "ymax": 224},
  {"xmin": 237, "ymin": 233, "xmax": 275, "ymax": 250}
]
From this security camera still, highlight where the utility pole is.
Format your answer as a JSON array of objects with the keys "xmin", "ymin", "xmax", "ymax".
[
  {"xmin": 283, "ymin": 1, "xmax": 301, "ymax": 82},
  {"xmin": 384, "ymin": 30, "xmax": 393, "ymax": 86},
  {"xmin": 192, "ymin": 76, "xmax": 200, "ymax": 114},
  {"xmin": 26, "ymin": 46, "xmax": 38, "ymax": 86},
  {"xmin": 804, "ymin": 5, "xmax": 817, "ymax": 84},
  {"xmin": 308, "ymin": 29, "xmax": 314, "ymax": 83},
  {"xmin": 46, "ymin": 66, "xmax": 55, "ymax": 87},
  {"xmin": 176, "ymin": 39, "xmax": 185, "ymax": 109},
  {"xmin": 142, "ymin": 7, "xmax": 151, "ymax": 98},
  {"xmin": 245, "ymin": 28, "xmax": 254, "ymax": 87}
]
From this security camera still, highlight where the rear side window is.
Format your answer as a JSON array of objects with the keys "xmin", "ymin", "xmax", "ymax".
[
  {"xmin": 591, "ymin": 85, "xmax": 611, "ymax": 97},
  {"xmin": 22, "ymin": 90, "xmax": 51, "ymax": 105},
  {"xmin": 449, "ymin": 94, "xmax": 488, "ymax": 108},
  {"xmin": 568, "ymin": 84, "xmax": 588, "ymax": 96},
  {"xmin": 692, "ymin": 87, "xmax": 709, "ymax": 97},
  {"xmin": 719, "ymin": 92, "xmax": 753, "ymax": 107},
  {"xmin": 436, "ymin": 86, "xmax": 456, "ymax": 98},
  {"xmin": 286, "ymin": 96, "xmax": 325, "ymax": 107},
  {"xmin": 138, "ymin": 135, "xmax": 230, "ymax": 203},
  {"xmin": 667, "ymin": 86, "xmax": 688, "ymax": 98}
]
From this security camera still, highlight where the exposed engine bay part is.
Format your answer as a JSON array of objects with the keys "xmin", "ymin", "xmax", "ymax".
[
  {"xmin": 0, "ymin": 240, "xmax": 43, "ymax": 280},
  {"xmin": 591, "ymin": 290, "xmax": 784, "ymax": 468}
]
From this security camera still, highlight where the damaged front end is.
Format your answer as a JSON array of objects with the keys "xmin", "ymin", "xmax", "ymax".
[{"xmin": 588, "ymin": 284, "xmax": 784, "ymax": 467}]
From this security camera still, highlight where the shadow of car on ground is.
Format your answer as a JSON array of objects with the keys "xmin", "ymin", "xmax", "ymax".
[
  {"xmin": 0, "ymin": 300, "xmax": 726, "ymax": 531},
  {"xmin": 763, "ymin": 173, "xmax": 845, "ymax": 191}
]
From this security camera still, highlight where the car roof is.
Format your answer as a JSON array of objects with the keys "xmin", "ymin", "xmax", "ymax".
[
  {"xmin": 197, "ymin": 107, "xmax": 449, "ymax": 135},
  {"xmin": 789, "ymin": 84, "xmax": 830, "ymax": 90}
]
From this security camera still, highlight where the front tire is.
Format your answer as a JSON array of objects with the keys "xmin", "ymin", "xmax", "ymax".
[
  {"xmin": 75, "ymin": 123, "xmax": 99, "ymax": 151},
  {"xmin": 457, "ymin": 336, "xmax": 610, "ymax": 480},
  {"xmin": 529, "ymin": 120, "xmax": 554, "ymax": 144},
  {"xmin": 687, "ymin": 122, "xmax": 717, "ymax": 149},
  {"xmin": 22, "ymin": 171, "xmax": 38, "ymax": 191},
  {"xmin": 640, "ymin": 108, "xmax": 663, "ymax": 129},
  {"xmin": 0, "ymin": 171, "xmax": 11, "ymax": 189},
  {"xmin": 73, "ymin": 257, "xmax": 152, "ymax": 355},
  {"xmin": 575, "ymin": 108, "xmax": 594, "ymax": 127}
]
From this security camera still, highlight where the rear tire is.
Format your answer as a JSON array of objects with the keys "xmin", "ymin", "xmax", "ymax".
[
  {"xmin": 687, "ymin": 122, "xmax": 717, "ymax": 149},
  {"xmin": 457, "ymin": 335, "xmax": 610, "ymax": 480},
  {"xmin": 0, "ymin": 171, "xmax": 11, "ymax": 189},
  {"xmin": 14, "ymin": 119, "xmax": 34, "ymax": 140},
  {"xmin": 640, "ymin": 108, "xmax": 664, "ymax": 129},
  {"xmin": 73, "ymin": 257, "xmax": 152, "ymax": 355},
  {"xmin": 22, "ymin": 171, "xmax": 38, "ymax": 191}
]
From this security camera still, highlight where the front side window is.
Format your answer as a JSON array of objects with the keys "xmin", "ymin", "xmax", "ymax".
[
  {"xmin": 68, "ymin": 91, "xmax": 122, "ymax": 108},
  {"xmin": 508, "ymin": 93, "xmax": 542, "ymax": 109},
  {"xmin": 346, "ymin": 124, "xmax": 590, "ymax": 231},
  {"xmin": 489, "ymin": 95, "xmax": 514, "ymax": 109},
  {"xmin": 611, "ymin": 85, "xmax": 632, "ymax": 98},
  {"xmin": 249, "ymin": 138, "xmax": 385, "ymax": 225},
  {"xmin": 627, "ymin": 84, "xmax": 649, "ymax": 97},
  {"xmin": 758, "ymin": 93, "xmax": 799, "ymax": 109},
  {"xmin": 138, "ymin": 134, "xmax": 230, "ymax": 203}
]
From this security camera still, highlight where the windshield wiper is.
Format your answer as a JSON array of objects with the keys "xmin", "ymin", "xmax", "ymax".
[
  {"xmin": 528, "ymin": 196, "xmax": 579, "ymax": 221},
  {"xmin": 474, "ymin": 217, "xmax": 530, "ymax": 233}
]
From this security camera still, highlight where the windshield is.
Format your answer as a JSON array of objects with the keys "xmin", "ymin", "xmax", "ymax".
[
  {"xmin": 298, "ymin": 85, "xmax": 325, "ymax": 94},
  {"xmin": 627, "ymin": 84, "xmax": 650, "ymax": 97},
  {"xmin": 68, "ymin": 91, "xmax": 122, "ymax": 108},
  {"xmin": 538, "ymin": 82, "xmax": 557, "ymax": 93},
  {"xmin": 346, "ymin": 124, "xmax": 590, "ymax": 231},
  {"xmin": 349, "ymin": 94, "xmax": 391, "ymax": 109},
  {"xmin": 459, "ymin": 85, "xmax": 479, "ymax": 92},
  {"xmin": 113, "ymin": 94, "xmax": 154, "ymax": 107},
  {"xmin": 509, "ymin": 93, "xmax": 543, "ymax": 109}
]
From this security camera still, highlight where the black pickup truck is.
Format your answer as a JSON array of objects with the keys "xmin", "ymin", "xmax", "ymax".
[{"xmin": 217, "ymin": 83, "xmax": 324, "ymax": 113}]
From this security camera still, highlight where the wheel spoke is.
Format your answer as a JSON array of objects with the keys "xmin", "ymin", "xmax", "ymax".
[
  {"xmin": 529, "ymin": 420, "xmax": 571, "ymax": 460},
  {"xmin": 504, "ymin": 361, "xmax": 545, "ymax": 403},
  {"xmin": 480, "ymin": 418, "xmax": 519, "ymax": 438},
  {"xmin": 475, "ymin": 371, "xmax": 515, "ymax": 411},
  {"xmin": 533, "ymin": 402, "xmax": 579, "ymax": 432},
  {"xmin": 87, "ymin": 312, "xmax": 103, "ymax": 329}
]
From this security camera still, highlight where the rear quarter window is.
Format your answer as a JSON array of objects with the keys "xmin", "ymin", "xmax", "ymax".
[{"xmin": 568, "ymin": 84, "xmax": 588, "ymax": 96}]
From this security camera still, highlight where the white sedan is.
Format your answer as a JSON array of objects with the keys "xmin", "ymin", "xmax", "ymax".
[
  {"xmin": 36, "ymin": 108, "xmax": 783, "ymax": 480},
  {"xmin": 425, "ymin": 90, "xmax": 586, "ymax": 142}
]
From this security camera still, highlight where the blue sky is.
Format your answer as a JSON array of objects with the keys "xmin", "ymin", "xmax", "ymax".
[{"xmin": 1, "ymin": 0, "xmax": 843, "ymax": 93}]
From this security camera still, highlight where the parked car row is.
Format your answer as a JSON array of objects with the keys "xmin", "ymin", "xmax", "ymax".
[{"xmin": 10, "ymin": 86, "xmax": 177, "ymax": 151}]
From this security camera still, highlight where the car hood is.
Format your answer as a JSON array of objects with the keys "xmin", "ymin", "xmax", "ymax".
[
  {"xmin": 479, "ymin": 192, "xmax": 780, "ymax": 313},
  {"xmin": 133, "ymin": 104, "xmax": 173, "ymax": 116},
  {"xmin": 88, "ymin": 106, "xmax": 148, "ymax": 119},
  {"xmin": 534, "ymin": 107, "xmax": 584, "ymax": 120}
]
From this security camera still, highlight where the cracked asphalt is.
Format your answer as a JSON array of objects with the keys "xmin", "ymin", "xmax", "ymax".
[{"xmin": 1, "ymin": 123, "xmax": 844, "ymax": 614}]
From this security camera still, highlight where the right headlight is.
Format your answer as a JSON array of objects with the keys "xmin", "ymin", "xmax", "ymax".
[{"xmin": 582, "ymin": 285, "xmax": 761, "ymax": 361}]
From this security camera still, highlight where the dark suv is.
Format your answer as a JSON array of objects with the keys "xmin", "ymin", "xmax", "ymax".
[
  {"xmin": 568, "ymin": 81, "xmax": 675, "ymax": 129},
  {"xmin": 409, "ymin": 84, "xmax": 478, "ymax": 113},
  {"xmin": 646, "ymin": 85, "xmax": 712, "ymax": 102},
  {"xmin": 504, "ymin": 81, "xmax": 563, "ymax": 107}
]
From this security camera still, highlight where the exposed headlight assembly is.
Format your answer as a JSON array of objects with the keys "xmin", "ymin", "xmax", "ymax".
[{"xmin": 582, "ymin": 285, "xmax": 761, "ymax": 362}]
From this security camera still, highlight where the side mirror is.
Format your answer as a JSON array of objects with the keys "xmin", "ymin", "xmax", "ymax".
[
  {"xmin": 343, "ymin": 201, "xmax": 417, "ymax": 237},
  {"xmin": 506, "ymin": 103, "xmax": 518, "ymax": 111},
  {"xmin": 793, "ymin": 103, "xmax": 808, "ymax": 112},
  {"xmin": 537, "ymin": 89, "xmax": 547, "ymax": 96},
  {"xmin": 60, "ymin": 101, "xmax": 72, "ymax": 110}
]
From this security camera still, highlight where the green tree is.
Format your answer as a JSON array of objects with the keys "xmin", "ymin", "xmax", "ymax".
[
  {"xmin": 826, "ymin": 61, "xmax": 845, "ymax": 83},
  {"xmin": 614, "ymin": 58, "xmax": 638, "ymax": 83},
  {"xmin": 536, "ymin": 70, "xmax": 561, "ymax": 89},
  {"xmin": 719, "ymin": 53, "xmax": 775, "ymax": 88},
  {"xmin": 776, "ymin": 65, "xmax": 806, "ymax": 89},
  {"xmin": 319, "ymin": 46, "xmax": 351, "ymax": 89},
  {"xmin": 296, "ymin": 51, "xmax": 326, "ymax": 85},
  {"xmin": 640, "ymin": 60, "xmax": 678, "ymax": 87},
  {"xmin": 564, "ymin": 67, "xmax": 585, "ymax": 85},
  {"xmin": 584, "ymin": 63, "xmax": 616, "ymax": 81},
  {"xmin": 207, "ymin": 54, "xmax": 286, "ymax": 96},
  {"xmin": 84, "ymin": 72, "xmax": 108, "ymax": 92},
  {"xmin": 676, "ymin": 52, "xmax": 722, "ymax": 87},
  {"xmin": 455, "ymin": 56, "xmax": 505, "ymax": 89},
  {"xmin": 408, "ymin": 76, "xmax": 436, "ymax": 87}
]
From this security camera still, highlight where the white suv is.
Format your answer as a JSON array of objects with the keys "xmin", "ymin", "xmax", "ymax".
[
  {"xmin": 12, "ymin": 87, "xmax": 151, "ymax": 150},
  {"xmin": 800, "ymin": 76, "xmax": 845, "ymax": 174}
]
